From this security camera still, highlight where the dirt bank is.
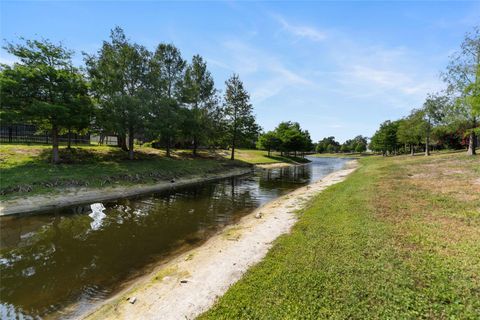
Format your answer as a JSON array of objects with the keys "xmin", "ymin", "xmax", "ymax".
[
  {"xmin": 83, "ymin": 161, "xmax": 358, "ymax": 320},
  {"xmin": 0, "ymin": 167, "xmax": 252, "ymax": 216}
]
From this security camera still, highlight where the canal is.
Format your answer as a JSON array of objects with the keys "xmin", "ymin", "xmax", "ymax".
[{"xmin": 0, "ymin": 157, "xmax": 350, "ymax": 319}]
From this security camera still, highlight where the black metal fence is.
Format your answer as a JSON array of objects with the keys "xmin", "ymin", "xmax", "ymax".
[{"xmin": 0, "ymin": 124, "xmax": 90, "ymax": 144}]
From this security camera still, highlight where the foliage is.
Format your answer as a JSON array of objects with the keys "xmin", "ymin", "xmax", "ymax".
[
  {"xmin": 0, "ymin": 38, "xmax": 92, "ymax": 163},
  {"xmin": 443, "ymin": 26, "xmax": 479, "ymax": 155},
  {"xmin": 146, "ymin": 43, "xmax": 185, "ymax": 156},
  {"xmin": 223, "ymin": 74, "xmax": 259, "ymax": 160},
  {"xmin": 339, "ymin": 135, "xmax": 368, "ymax": 153},
  {"xmin": 315, "ymin": 136, "xmax": 340, "ymax": 153},
  {"xmin": 273, "ymin": 121, "xmax": 313, "ymax": 155},
  {"xmin": 256, "ymin": 131, "xmax": 282, "ymax": 156},
  {"xmin": 397, "ymin": 109, "xmax": 426, "ymax": 154},
  {"xmin": 85, "ymin": 26, "xmax": 150, "ymax": 160},
  {"xmin": 182, "ymin": 55, "xmax": 218, "ymax": 155},
  {"xmin": 369, "ymin": 120, "xmax": 400, "ymax": 155}
]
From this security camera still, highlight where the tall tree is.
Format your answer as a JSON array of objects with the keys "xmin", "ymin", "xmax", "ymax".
[
  {"xmin": 316, "ymin": 136, "xmax": 340, "ymax": 153},
  {"xmin": 182, "ymin": 55, "xmax": 216, "ymax": 156},
  {"xmin": 340, "ymin": 135, "xmax": 368, "ymax": 153},
  {"xmin": 370, "ymin": 120, "xmax": 400, "ymax": 156},
  {"xmin": 443, "ymin": 26, "xmax": 480, "ymax": 155},
  {"xmin": 85, "ymin": 27, "xmax": 150, "ymax": 160},
  {"xmin": 1, "ymin": 38, "xmax": 92, "ymax": 163},
  {"xmin": 224, "ymin": 74, "xmax": 257, "ymax": 160},
  {"xmin": 274, "ymin": 121, "xmax": 312, "ymax": 156},
  {"xmin": 147, "ymin": 43, "xmax": 186, "ymax": 157},
  {"xmin": 422, "ymin": 94, "xmax": 448, "ymax": 156},
  {"xmin": 397, "ymin": 110, "xmax": 425, "ymax": 156},
  {"xmin": 256, "ymin": 131, "xmax": 281, "ymax": 157}
]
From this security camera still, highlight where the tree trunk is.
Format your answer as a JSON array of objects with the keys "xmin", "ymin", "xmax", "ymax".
[
  {"xmin": 467, "ymin": 131, "xmax": 477, "ymax": 156},
  {"xmin": 467, "ymin": 117, "xmax": 477, "ymax": 156},
  {"xmin": 118, "ymin": 134, "xmax": 128, "ymax": 152},
  {"xmin": 425, "ymin": 126, "xmax": 430, "ymax": 156},
  {"xmin": 193, "ymin": 136, "xmax": 197, "ymax": 157},
  {"xmin": 128, "ymin": 128, "xmax": 134, "ymax": 160},
  {"xmin": 267, "ymin": 148, "xmax": 271, "ymax": 157},
  {"xmin": 166, "ymin": 136, "xmax": 171, "ymax": 157},
  {"xmin": 230, "ymin": 132, "xmax": 236, "ymax": 161},
  {"xmin": 410, "ymin": 144, "xmax": 414, "ymax": 156},
  {"xmin": 67, "ymin": 129, "xmax": 72, "ymax": 149},
  {"xmin": 52, "ymin": 125, "xmax": 60, "ymax": 164}
]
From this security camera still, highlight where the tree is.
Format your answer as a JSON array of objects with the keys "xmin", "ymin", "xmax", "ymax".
[
  {"xmin": 339, "ymin": 135, "xmax": 367, "ymax": 153},
  {"xmin": 182, "ymin": 55, "xmax": 217, "ymax": 156},
  {"xmin": 224, "ymin": 74, "xmax": 258, "ymax": 160},
  {"xmin": 370, "ymin": 120, "xmax": 400, "ymax": 156},
  {"xmin": 316, "ymin": 136, "xmax": 340, "ymax": 153},
  {"xmin": 147, "ymin": 43, "xmax": 185, "ymax": 157},
  {"xmin": 256, "ymin": 131, "xmax": 281, "ymax": 157},
  {"xmin": 1, "ymin": 38, "xmax": 92, "ymax": 163},
  {"xmin": 273, "ymin": 121, "xmax": 312, "ymax": 156},
  {"xmin": 397, "ymin": 109, "xmax": 425, "ymax": 156},
  {"xmin": 340, "ymin": 143, "xmax": 350, "ymax": 153},
  {"xmin": 433, "ymin": 120, "xmax": 470, "ymax": 150},
  {"xmin": 422, "ymin": 94, "xmax": 448, "ymax": 156},
  {"xmin": 443, "ymin": 26, "xmax": 479, "ymax": 155},
  {"xmin": 85, "ymin": 27, "xmax": 150, "ymax": 160},
  {"xmin": 352, "ymin": 135, "xmax": 368, "ymax": 153},
  {"xmin": 355, "ymin": 143, "xmax": 366, "ymax": 153}
]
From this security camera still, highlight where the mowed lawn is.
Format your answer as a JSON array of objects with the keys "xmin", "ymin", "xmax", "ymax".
[{"xmin": 201, "ymin": 152, "xmax": 480, "ymax": 319}]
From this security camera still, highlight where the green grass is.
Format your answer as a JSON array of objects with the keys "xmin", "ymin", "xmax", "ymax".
[
  {"xmin": 200, "ymin": 153, "xmax": 480, "ymax": 319},
  {"xmin": 0, "ymin": 144, "xmax": 253, "ymax": 200}
]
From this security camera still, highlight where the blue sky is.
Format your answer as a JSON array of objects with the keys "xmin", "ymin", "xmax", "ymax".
[{"xmin": 1, "ymin": 1, "xmax": 479, "ymax": 142}]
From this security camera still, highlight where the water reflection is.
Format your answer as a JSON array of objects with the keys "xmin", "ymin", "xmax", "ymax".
[{"xmin": 0, "ymin": 157, "xmax": 349, "ymax": 319}]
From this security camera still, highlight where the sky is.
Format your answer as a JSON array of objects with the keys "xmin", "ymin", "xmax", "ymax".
[{"xmin": 1, "ymin": 1, "xmax": 479, "ymax": 142}]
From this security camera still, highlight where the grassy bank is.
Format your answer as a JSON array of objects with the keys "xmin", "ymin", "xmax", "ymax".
[
  {"xmin": 0, "ymin": 145, "xmax": 305, "ymax": 200},
  {"xmin": 0, "ymin": 144, "xmax": 253, "ymax": 200},
  {"xmin": 201, "ymin": 152, "xmax": 480, "ymax": 319}
]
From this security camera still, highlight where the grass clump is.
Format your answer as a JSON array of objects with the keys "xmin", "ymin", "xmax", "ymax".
[{"xmin": 200, "ymin": 153, "xmax": 480, "ymax": 319}]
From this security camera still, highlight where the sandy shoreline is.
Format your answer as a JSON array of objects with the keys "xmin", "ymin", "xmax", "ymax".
[
  {"xmin": 0, "ymin": 167, "xmax": 252, "ymax": 216},
  {"xmin": 82, "ymin": 161, "xmax": 358, "ymax": 320},
  {"xmin": 254, "ymin": 162, "xmax": 295, "ymax": 169}
]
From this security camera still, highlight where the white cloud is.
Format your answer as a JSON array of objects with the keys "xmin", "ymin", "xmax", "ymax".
[
  {"xmin": 273, "ymin": 14, "xmax": 327, "ymax": 42},
  {"xmin": 323, "ymin": 38, "xmax": 445, "ymax": 110},
  {"xmin": 216, "ymin": 40, "xmax": 313, "ymax": 103}
]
